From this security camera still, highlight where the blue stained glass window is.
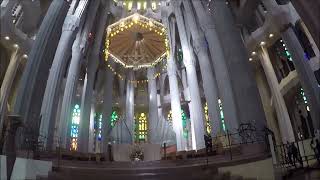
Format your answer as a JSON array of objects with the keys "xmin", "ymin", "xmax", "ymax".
[{"xmin": 70, "ymin": 104, "xmax": 80, "ymax": 151}]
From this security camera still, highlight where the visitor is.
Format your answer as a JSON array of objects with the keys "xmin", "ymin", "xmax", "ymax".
[
  {"xmin": 310, "ymin": 139, "xmax": 319, "ymax": 163},
  {"xmin": 316, "ymin": 139, "xmax": 320, "ymax": 164},
  {"xmin": 291, "ymin": 142, "xmax": 303, "ymax": 167},
  {"xmin": 286, "ymin": 141, "xmax": 292, "ymax": 164},
  {"xmin": 299, "ymin": 110, "xmax": 309, "ymax": 139}
]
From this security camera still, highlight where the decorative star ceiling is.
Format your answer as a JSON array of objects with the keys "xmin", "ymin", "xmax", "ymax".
[{"xmin": 105, "ymin": 13, "xmax": 169, "ymax": 69}]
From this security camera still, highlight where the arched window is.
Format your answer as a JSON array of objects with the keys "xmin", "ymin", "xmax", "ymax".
[
  {"xmin": 218, "ymin": 99, "xmax": 226, "ymax": 132},
  {"xmin": 136, "ymin": 112, "xmax": 147, "ymax": 142},
  {"xmin": 204, "ymin": 102, "xmax": 211, "ymax": 134},
  {"xmin": 94, "ymin": 113, "xmax": 102, "ymax": 141},
  {"xmin": 110, "ymin": 110, "xmax": 119, "ymax": 127},
  {"xmin": 167, "ymin": 109, "xmax": 189, "ymax": 138},
  {"xmin": 70, "ymin": 104, "xmax": 80, "ymax": 151}
]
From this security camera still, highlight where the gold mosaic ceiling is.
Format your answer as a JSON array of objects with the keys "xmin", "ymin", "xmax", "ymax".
[{"xmin": 105, "ymin": 13, "xmax": 169, "ymax": 69}]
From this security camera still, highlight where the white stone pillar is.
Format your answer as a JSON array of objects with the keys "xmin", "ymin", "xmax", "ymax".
[
  {"xmin": 88, "ymin": 103, "xmax": 95, "ymax": 153},
  {"xmin": 191, "ymin": 0, "xmax": 239, "ymax": 133},
  {"xmin": 147, "ymin": 67, "xmax": 159, "ymax": 144},
  {"xmin": 0, "ymin": 48, "xmax": 20, "ymax": 135},
  {"xmin": 174, "ymin": 3, "xmax": 206, "ymax": 150},
  {"xmin": 211, "ymin": 0, "xmax": 267, "ymax": 130},
  {"xmin": 124, "ymin": 71, "xmax": 135, "ymax": 143},
  {"xmin": 282, "ymin": 26, "xmax": 320, "ymax": 129},
  {"xmin": 101, "ymin": 62, "xmax": 115, "ymax": 153},
  {"xmin": 259, "ymin": 47, "xmax": 295, "ymax": 142},
  {"xmin": 182, "ymin": 0, "xmax": 221, "ymax": 137},
  {"xmin": 40, "ymin": 0, "xmax": 89, "ymax": 150},
  {"xmin": 162, "ymin": 14, "xmax": 186, "ymax": 151}
]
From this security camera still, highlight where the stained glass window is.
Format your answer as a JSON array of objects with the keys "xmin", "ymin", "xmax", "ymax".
[
  {"xmin": 300, "ymin": 88, "xmax": 310, "ymax": 111},
  {"xmin": 167, "ymin": 109, "xmax": 189, "ymax": 138},
  {"xmin": 181, "ymin": 109, "xmax": 189, "ymax": 138},
  {"xmin": 94, "ymin": 113, "xmax": 102, "ymax": 141},
  {"xmin": 70, "ymin": 104, "xmax": 80, "ymax": 151},
  {"xmin": 167, "ymin": 110, "xmax": 173, "ymax": 125},
  {"xmin": 218, "ymin": 99, "xmax": 226, "ymax": 132},
  {"xmin": 204, "ymin": 102, "xmax": 212, "ymax": 134},
  {"xmin": 110, "ymin": 111, "xmax": 119, "ymax": 127},
  {"xmin": 151, "ymin": 1, "xmax": 157, "ymax": 10},
  {"xmin": 136, "ymin": 113, "xmax": 148, "ymax": 142}
]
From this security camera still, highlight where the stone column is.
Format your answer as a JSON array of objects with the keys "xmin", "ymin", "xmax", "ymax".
[
  {"xmin": 211, "ymin": 0, "xmax": 267, "ymax": 130},
  {"xmin": 191, "ymin": 0, "xmax": 239, "ymax": 133},
  {"xmin": 77, "ymin": 6, "xmax": 110, "ymax": 153},
  {"xmin": 123, "ymin": 71, "xmax": 135, "ymax": 144},
  {"xmin": 182, "ymin": 0, "xmax": 221, "ymax": 137},
  {"xmin": 282, "ymin": 26, "xmax": 320, "ymax": 129},
  {"xmin": 101, "ymin": 62, "xmax": 115, "ymax": 153},
  {"xmin": 13, "ymin": 0, "xmax": 69, "ymax": 147},
  {"xmin": 39, "ymin": 0, "xmax": 89, "ymax": 150},
  {"xmin": 147, "ymin": 67, "xmax": 159, "ymax": 144},
  {"xmin": 162, "ymin": 14, "xmax": 186, "ymax": 151},
  {"xmin": 259, "ymin": 47, "xmax": 295, "ymax": 142},
  {"xmin": 174, "ymin": 3, "xmax": 206, "ymax": 150},
  {"xmin": 88, "ymin": 103, "xmax": 95, "ymax": 153},
  {"xmin": 60, "ymin": 0, "xmax": 100, "ymax": 151},
  {"xmin": 59, "ymin": 39, "xmax": 84, "ymax": 150},
  {"xmin": 0, "ymin": 48, "xmax": 20, "ymax": 135}
]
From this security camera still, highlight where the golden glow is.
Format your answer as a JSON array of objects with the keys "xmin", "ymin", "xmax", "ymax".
[
  {"xmin": 143, "ymin": 1, "xmax": 147, "ymax": 9},
  {"xmin": 71, "ymin": 139, "xmax": 77, "ymax": 151},
  {"xmin": 137, "ymin": 112, "xmax": 147, "ymax": 141},
  {"xmin": 137, "ymin": 2, "xmax": 141, "ymax": 10},
  {"xmin": 128, "ymin": 1, "xmax": 133, "ymax": 11},
  {"xmin": 204, "ymin": 102, "xmax": 211, "ymax": 134},
  {"xmin": 151, "ymin": 1, "xmax": 156, "ymax": 10}
]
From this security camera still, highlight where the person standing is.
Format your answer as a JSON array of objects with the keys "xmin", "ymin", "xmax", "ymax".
[{"xmin": 310, "ymin": 139, "xmax": 319, "ymax": 163}]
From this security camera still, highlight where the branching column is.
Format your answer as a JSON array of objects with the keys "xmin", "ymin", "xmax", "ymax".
[
  {"xmin": 60, "ymin": 0, "xmax": 100, "ymax": 152},
  {"xmin": 163, "ymin": 14, "xmax": 186, "ymax": 151},
  {"xmin": 0, "ymin": 48, "xmax": 21, "ymax": 135},
  {"xmin": 174, "ymin": 3, "xmax": 206, "ymax": 150},
  {"xmin": 40, "ymin": 0, "xmax": 89, "ymax": 149},
  {"xmin": 191, "ymin": 0, "xmax": 239, "ymax": 133},
  {"xmin": 259, "ymin": 47, "xmax": 295, "ymax": 142},
  {"xmin": 282, "ymin": 26, "xmax": 320, "ymax": 129},
  {"xmin": 147, "ymin": 67, "xmax": 159, "ymax": 144},
  {"xmin": 183, "ymin": 0, "xmax": 221, "ymax": 137},
  {"xmin": 13, "ymin": 0, "xmax": 69, "ymax": 147},
  {"xmin": 211, "ymin": 0, "xmax": 267, "ymax": 130}
]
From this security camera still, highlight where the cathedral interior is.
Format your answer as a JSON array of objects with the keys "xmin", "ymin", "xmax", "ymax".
[{"xmin": 0, "ymin": 0, "xmax": 320, "ymax": 179}]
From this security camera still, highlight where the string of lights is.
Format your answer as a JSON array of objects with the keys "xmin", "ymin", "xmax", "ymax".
[
  {"xmin": 105, "ymin": 59, "xmax": 168, "ymax": 84},
  {"xmin": 104, "ymin": 13, "xmax": 170, "ymax": 69}
]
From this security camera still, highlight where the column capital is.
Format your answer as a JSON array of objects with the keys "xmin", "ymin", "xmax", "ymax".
[
  {"xmin": 62, "ymin": 15, "xmax": 80, "ymax": 31},
  {"xmin": 171, "ymin": 0, "xmax": 182, "ymax": 8},
  {"xmin": 167, "ymin": 57, "xmax": 177, "ymax": 76},
  {"xmin": 147, "ymin": 67, "xmax": 155, "ymax": 80},
  {"xmin": 193, "ymin": 37, "xmax": 208, "ymax": 55}
]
